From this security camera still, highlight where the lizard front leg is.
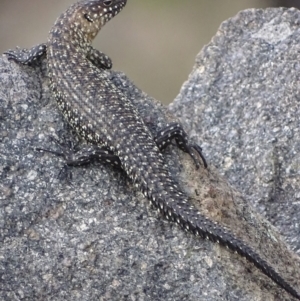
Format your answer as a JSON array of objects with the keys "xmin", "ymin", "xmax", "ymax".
[
  {"xmin": 4, "ymin": 43, "xmax": 47, "ymax": 65},
  {"xmin": 4, "ymin": 44, "xmax": 112, "ymax": 70},
  {"xmin": 86, "ymin": 46, "xmax": 112, "ymax": 69}
]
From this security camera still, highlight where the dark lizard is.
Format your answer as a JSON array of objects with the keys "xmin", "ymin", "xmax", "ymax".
[{"xmin": 4, "ymin": 0, "xmax": 300, "ymax": 299}]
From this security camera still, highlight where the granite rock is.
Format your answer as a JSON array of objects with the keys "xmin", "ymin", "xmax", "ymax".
[
  {"xmin": 0, "ymin": 7, "xmax": 300, "ymax": 301},
  {"xmin": 171, "ymin": 7, "xmax": 300, "ymax": 251}
]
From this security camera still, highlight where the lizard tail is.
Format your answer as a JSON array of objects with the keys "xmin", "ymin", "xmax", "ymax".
[{"xmin": 151, "ymin": 192, "xmax": 300, "ymax": 300}]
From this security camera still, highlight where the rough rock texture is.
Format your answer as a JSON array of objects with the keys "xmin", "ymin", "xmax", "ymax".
[
  {"xmin": 171, "ymin": 7, "xmax": 300, "ymax": 252},
  {"xmin": 0, "ymin": 7, "xmax": 299, "ymax": 301}
]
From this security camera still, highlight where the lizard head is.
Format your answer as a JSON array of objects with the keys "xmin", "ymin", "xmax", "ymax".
[{"xmin": 68, "ymin": 0, "xmax": 127, "ymax": 42}]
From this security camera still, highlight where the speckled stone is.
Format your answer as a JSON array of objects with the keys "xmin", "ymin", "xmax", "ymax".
[
  {"xmin": 171, "ymin": 7, "xmax": 300, "ymax": 251},
  {"xmin": 0, "ymin": 7, "xmax": 299, "ymax": 301}
]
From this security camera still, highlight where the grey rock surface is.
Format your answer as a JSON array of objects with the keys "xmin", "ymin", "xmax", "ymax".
[
  {"xmin": 0, "ymin": 7, "xmax": 299, "ymax": 301},
  {"xmin": 170, "ymin": 7, "xmax": 300, "ymax": 251}
]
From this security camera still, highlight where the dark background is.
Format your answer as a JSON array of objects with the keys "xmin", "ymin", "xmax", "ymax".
[{"xmin": 1, "ymin": 0, "xmax": 298, "ymax": 103}]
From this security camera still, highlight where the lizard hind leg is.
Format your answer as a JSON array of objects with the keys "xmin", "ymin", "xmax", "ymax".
[
  {"xmin": 154, "ymin": 122, "xmax": 207, "ymax": 169},
  {"xmin": 36, "ymin": 137, "xmax": 122, "ymax": 170}
]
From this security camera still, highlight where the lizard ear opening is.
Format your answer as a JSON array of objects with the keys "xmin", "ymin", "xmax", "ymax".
[{"xmin": 84, "ymin": 13, "xmax": 93, "ymax": 23}]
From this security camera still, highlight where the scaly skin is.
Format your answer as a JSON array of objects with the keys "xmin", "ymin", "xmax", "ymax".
[{"xmin": 4, "ymin": 0, "xmax": 300, "ymax": 299}]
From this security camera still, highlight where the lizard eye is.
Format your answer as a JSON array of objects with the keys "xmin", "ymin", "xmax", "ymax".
[
  {"xmin": 103, "ymin": 0, "xmax": 112, "ymax": 6},
  {"xmin": 84, "ymin": 13, "xmax": 93, "ymax": 23}
]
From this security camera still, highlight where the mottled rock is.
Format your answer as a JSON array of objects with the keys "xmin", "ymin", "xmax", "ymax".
[{"xmin": 0, "ymin": 7, "xmax": 299, "ymax": 301}]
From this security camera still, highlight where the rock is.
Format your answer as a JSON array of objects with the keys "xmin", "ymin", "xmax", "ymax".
[
  {"xmin": 170, "ymin": 7, "xmax": 300, "ymax": 250},
  {"xmin": 0, "ymin": 7, "xmax": 299, "ymax": 301}
]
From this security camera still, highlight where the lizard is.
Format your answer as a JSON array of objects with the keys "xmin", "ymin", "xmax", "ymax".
[{"xmin": 4, "ymin": 0, "xmax": 300, "ymax": 299}]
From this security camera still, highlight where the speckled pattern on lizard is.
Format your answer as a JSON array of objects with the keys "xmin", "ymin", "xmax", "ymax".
[{"xmin": 4, "ymin": 0, "xmax": 300, "ymax": 299}]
